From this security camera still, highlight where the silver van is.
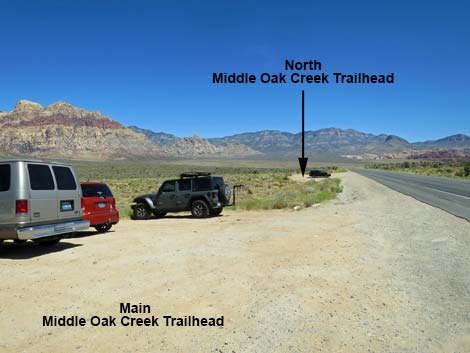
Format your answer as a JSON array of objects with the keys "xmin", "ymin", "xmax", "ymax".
[{"xmin": 0, "ymin": 159, "xmax": 89, "ymax": 245}]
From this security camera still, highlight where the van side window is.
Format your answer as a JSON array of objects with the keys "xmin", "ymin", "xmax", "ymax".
[
  {"xmin": 0, "ymin": 164, "xmax": 10, "ymax": 192},
  {"xmin": 28, "ymin": 164, "xmax": 55, "ymax": 190},
  {"xmin": 53, "ymin": 166, "xmax": 77, "ymax": 190}
]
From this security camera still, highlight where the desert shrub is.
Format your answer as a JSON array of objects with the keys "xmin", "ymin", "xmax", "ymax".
[
  {"xmin": 464, "ymin": 162, "xmax": 470, "ymax": 177},
  {"xmin": 235, "ymin": 178, "xmax": 342, "ymax": 211},
  {"xmin": 320, "ymin": 166, "xmax": 348, "ymax": 173}
]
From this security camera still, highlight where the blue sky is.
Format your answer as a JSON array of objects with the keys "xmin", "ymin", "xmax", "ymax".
[{"xmin": 0, "ymin": 0, "xmax": 468, "ymax": 142}]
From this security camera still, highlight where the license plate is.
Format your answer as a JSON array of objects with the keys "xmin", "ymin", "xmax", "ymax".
[
  {"xmin": 60, "ymin": 200, "xmax": 74, "ymax": 212},
  {"xmin": 97, "ymin": 202, "xmax": 106, "ymax": 209}
]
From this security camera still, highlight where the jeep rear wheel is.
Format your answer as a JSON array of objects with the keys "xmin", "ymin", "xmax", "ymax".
[
  {"xmin": 210, "ymin": 207, "xmax": 223, "ymax": 216},
  {"xmin": 191, "ymin": 200, "xmax": 209, "ymax": 218},
  {"xmin": 133, "ymin": 203, "xmax": 150, "ymax": 220}
]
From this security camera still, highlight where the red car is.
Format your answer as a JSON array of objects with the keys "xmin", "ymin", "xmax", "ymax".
[{"xmin": 80, "ymin": 182, "xmax": 119, "ymax": 232}]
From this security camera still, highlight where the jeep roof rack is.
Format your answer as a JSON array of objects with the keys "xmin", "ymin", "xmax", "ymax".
[{"xmin": 180, "ymin": 172, "xmax": 211, "ymax": 178}]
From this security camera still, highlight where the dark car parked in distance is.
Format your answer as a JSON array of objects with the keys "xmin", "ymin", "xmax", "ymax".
[
  {"xmin": 309, "ymin": 169, "xmax": 331, "ymax": 178},
  {"xmin": 81, "ymin": 182, "xmax": 119, "ymax": 232}
]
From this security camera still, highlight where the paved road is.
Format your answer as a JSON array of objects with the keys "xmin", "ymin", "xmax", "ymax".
[{"xmin": 352, "ymin": 168, "xmax": 470, "ymax": 221}]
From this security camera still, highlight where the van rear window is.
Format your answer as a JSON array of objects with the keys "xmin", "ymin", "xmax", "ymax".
[
  {"xmin": 28, "ymin": 164, "xmax": 55, "ymax": 190},
  {"xmin": 0, "ymin": 164, "xmax": 10, "ymax": 192},
  {"xmin": 81, "ymin": 184, "xmax": 113, "ymax": 197},
  {"xmin": 53, "ymin": 166, "xmax": 77, "ymax": 190}
]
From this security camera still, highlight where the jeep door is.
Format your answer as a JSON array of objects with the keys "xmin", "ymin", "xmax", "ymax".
[
  {"xmin": 175, "ymin": 179, "xmax": 191, "ymax": 211},
  {"xmin": 27, "ymin": 164, "xmax": 58, "ymax": 223},
  {"xmin": 52, "ymin": 166, "xmax": 82, "ymax": 221},
  {"xmin": 155, "ymin": 180, "xmax": 178, "ymax": 211}
]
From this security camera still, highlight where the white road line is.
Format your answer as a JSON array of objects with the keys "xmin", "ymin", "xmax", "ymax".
[
  {"xmin": 362, "ymin": 171, "xmax": 470, "ymax": 200},
  {"xmin": 422, "ymin": 186, "xmax": 470, "ymax": 200}
]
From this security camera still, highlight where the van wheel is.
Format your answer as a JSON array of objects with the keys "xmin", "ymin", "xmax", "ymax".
[
  {"xmin": 210, "ymin": 208, "xmax": 223, "ymax": 216},
  {"xmin": 95, "ymin": 224, "xmax": 112, "ymax": 233},
  {"xmin": 191, "ymin": 200, "xmax": 209, "ymax": 218},
  {"xmin": 35, "ymin": 238, "xmax": 61, "ymax": 246},
  {"xmin": 133, "ymin": 203, "xmax": 150, "ymax": 220}
]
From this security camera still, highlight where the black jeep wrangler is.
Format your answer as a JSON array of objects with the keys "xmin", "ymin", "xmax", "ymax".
[{"xmin": 131, "ymin": 172, "xmax": 231, "ymax": 219}]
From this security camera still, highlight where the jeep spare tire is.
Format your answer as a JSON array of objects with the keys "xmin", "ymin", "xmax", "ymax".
[{"xmin": 218, "ymin": 184, "xmax": 231, "ymax": 204}]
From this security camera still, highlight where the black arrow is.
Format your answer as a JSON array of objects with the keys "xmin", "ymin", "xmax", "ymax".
[{"xmin": 298, "ymin": 90, "xmax": 308, "ymax": 176}]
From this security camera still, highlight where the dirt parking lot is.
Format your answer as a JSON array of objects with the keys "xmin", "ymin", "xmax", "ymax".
[{"xmin": 0, "ymin": 172, "xmax": 469, "ymax": 353}]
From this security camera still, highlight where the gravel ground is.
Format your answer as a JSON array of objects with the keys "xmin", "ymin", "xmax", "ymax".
[{"xmin": 0, "ymin": 171, "xmax": 468, "ymax": 353}]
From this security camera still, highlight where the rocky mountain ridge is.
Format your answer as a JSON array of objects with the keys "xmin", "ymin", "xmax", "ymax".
[
  {"xmin": 128, "ymin": 126, "xmax": 178, "ymax": 146},
  {"xmin": 1, "ymin": 100, "xmax": 123, "ymax": 129},
  {"xmin": 1, "ymin": 100, "xmax": 468, "ymax": 160},
  {"xmin": 127, "ymin": 126, "xmax": 261, "ymax": 157},
  {"xmin": 0, "ymin": 100, "xmax": 260, "ymax": 159},
  {"xmin": 0, "ymin": 100, "xmax": 162, "ymax": 159},
  {"xmin": 163, "ymin": 135, "xmax": 261, "ymax": 157}
]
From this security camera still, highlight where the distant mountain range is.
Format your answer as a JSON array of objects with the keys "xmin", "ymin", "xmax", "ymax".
[
  {"xmin": 208, "ymin": 129, "xmax": 412, "ymax": 155},
  {"xmin": 0, "ymin": 100, "xmax": 469, "ymax": 160},
  {"xmin": 130, "ymin": 126, "xmax": 470, "ymax": 158},
  {"xmin": 412, "ymin": 134, "xmax": 470, "ymax": 150}
]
